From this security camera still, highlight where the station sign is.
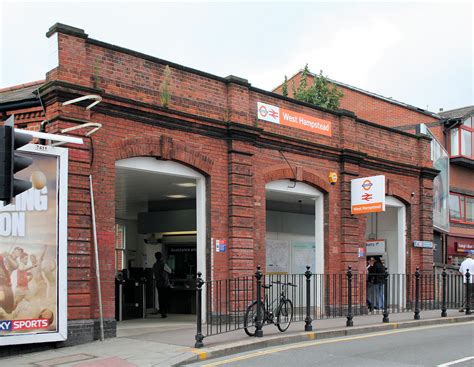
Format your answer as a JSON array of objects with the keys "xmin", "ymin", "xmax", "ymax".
[
  {"xmin": 351, "ymin": 175, "xmax": 385, "ymax": 214},
  {"xmin": 413, "ymin": 241, "xmax": 434, "ymax": 249},
  {"xmin": 366, "ymin": 240, "xmax": 386, "ymax": 255},
  {"xmin": 0, "ymin": 145, "xmax": 68, "ymax": 346},
  {"xmin": 257, "ymin": 102, "xmax": 332, "ymax": 137}
]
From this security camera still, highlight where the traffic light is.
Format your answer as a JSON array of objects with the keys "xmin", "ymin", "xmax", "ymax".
[{"xmin": 0, "ymin": 116, "xmax": 33, "ymax": 204}]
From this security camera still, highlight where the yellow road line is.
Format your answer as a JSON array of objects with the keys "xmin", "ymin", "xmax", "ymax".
[{"xmin": 202, "ymin": 320, "xmax": 474, "ymax": 367}]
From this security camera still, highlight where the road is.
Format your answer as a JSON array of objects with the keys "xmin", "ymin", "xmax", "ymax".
[{"xmin": 188, "ymin": 322, "xmax": 474, "ymax": 367}]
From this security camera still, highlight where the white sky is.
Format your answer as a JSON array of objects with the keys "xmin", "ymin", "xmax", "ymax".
[{"xmin": 1, "ymin": 1, "xmax": 472, "ymax": 112}]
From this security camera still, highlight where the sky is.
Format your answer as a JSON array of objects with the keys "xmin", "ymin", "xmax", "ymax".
[{"xmin": 0, "ymin": 1, "xmax": 472, "ymax": 113}]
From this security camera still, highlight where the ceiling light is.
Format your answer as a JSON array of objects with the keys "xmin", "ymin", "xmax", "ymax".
[
  {"xmin": 176, "ymin": 182, "xmax": 196, "ymax": 187},
  {"xmin": 166, "ymin": 194, "xmax": 189, "ymax": 199}
]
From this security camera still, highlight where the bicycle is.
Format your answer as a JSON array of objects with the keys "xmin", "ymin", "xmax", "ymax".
[{"xmin": 243, "ymin": 280, "xmax": 296, "ymax": 336}]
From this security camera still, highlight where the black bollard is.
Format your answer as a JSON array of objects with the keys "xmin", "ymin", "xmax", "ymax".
[
  {"xmin": 382, "ymin": 267, "xmax": 389, "ymax": 323},
  {"xmin": 414, "ymin": 267, "xmax": 421, "ymax": 320},
  {"xmin": 304, "ymin": 266, "xmax": 313, "ymax": 331},
  {"xmin": 194, "ymin": 272, "xmax": 205, "ymax": 348},
  {"xmin": 346, "ymin": 266, "xmax": 354, "ymax": 327},
  {"xmin": 255, "ymin": 265, "xmax": 264, "ymax": 337},
  {"xmin": 466, "ymin": 269, "xmax": 472, "ymax": 315},
  {"xmin": 441, "ymin": 268, "xmax": 447, "ymax": 317}
]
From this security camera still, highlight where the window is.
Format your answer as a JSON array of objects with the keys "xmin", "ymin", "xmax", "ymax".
[
  {"xmin": 450, "ymin": 193, "xmax": 474, "ymax": 224},
  {"xmin": 449, "ymin": 119, "xmax": 474, "ymax": 159}
]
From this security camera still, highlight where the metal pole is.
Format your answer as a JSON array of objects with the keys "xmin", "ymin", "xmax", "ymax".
[
  {"xmin": 195, "ymin": 272, "xmax": 205, "ymax": 348},
  {"xmin": 383, "ymin": 267, "xmax": 390, "ymax": 323},
  {"xmin": 414, "ymin": 267, "xmax": 421, "ymax": 320},
  {"xmin": 90, "ymin": 175, "xmax": 105, "ymax": 341},
  {"xmin": 441, "ymin": 267, "xmax": 447, "ymax": 317},
  {"xmin": 304, "ymin": 266, "xmax": 313, "ymax": 331},
  {"xmin": 255, "ymin": 265, "xmax": 263, "ymax": 338},
  {"xmin": 346, "ymin": 266, "xmax": 354, "ymax": 327},
  {"xmin": 465, "ymin": 269, "xmax": 472, "ymax": 315}
]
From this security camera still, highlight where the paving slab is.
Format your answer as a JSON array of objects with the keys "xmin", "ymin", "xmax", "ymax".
[{"xmin": 1, "ymin": 310, "xmax": 472, "ymax": 367}]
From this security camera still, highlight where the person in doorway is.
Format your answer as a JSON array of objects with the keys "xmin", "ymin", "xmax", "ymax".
[
  {"xmin": 458, "ymin": 252, "xmax": 474, "ymax": 312},
  {"xmin": 153, "ymin": 252, "xmax": 171, "ymax": 318},
  {"xmin": 366, "ymin": 257, "xmax": 375, "ymax": 311},
  {"xmin": 369, "ymin": 257, "xmax": 385, "ymax": 310}
]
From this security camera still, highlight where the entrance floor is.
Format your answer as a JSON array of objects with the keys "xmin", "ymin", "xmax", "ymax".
[{"xmin": 117, "ymin": 314, "xmax": 195, "ymax": 338}]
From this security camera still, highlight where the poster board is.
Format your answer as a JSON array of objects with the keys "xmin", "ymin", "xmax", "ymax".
[
  {"xmin": 266, "ymin": 239, "xmax": 289, "ymax": 274},
  {"xmin": 0, "ymin": 145, "xmax": 68, "ymax": 346},
  {"xmin": 291, "ymin": 242, "xmax": 315, "ymax": 274}
]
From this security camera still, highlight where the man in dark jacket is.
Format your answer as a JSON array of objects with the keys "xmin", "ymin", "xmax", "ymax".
[
  {"xmin": 153, "ymin": 252, "xmax": 171, "ymax": 318},
  {"xmin": 371, "ymin": 257, "xmax": 385, "ymax": 309}
]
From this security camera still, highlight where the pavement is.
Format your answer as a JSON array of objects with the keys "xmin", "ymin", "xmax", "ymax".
[{"xmin": 1, "ymin": 310, "xmax": 473, "ymax": 367}]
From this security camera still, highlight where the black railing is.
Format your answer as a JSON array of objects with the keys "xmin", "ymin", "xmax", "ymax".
[{"xmin": 194, "ymin": 266, "xmax": 472, "ymax": 348}]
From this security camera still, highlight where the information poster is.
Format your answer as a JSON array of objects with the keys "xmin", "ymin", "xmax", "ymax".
[
  {"xmin": 0, "ymin": 145, "xmax": 67, "ymax": 346},
  {"xmin": 266, "ymin": 239, "xmax": 289, "ymax": 274},
  {"xmin": 291, "ymin": 242, "xmax": 315, "ymax": 274}
]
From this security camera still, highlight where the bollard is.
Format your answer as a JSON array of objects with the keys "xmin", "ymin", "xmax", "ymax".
[
  {"xmin": 382, "ymin": 267, "xmax": 389, "ymax": 323},
  {"xmin": 255, "ymin": 265, "xmax": 264, "ymax": 337},
  {"xmin": 466, "ymin": 269, "xmax": 472, "ymax": 315},
  {"xmin": 414, "ymin": 267, "xmax": 421, "ymax": 320},
  {"xmin": 346, "ymin": 266, "xmax": 354, "ymax": 327},
  {"xmin": 194, "ymin": 272, "xmax": 205, "ymax": 348},
  {"xmin": 304, "ymin": 266, "xmax": 313, "ymax": 331},
  {"xmin": 441, "ymin": 267, "xmax": 447, "ymax": 317}
]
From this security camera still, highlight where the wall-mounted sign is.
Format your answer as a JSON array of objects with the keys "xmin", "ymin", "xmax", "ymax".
[
  {"xmin": 257, "ymin": 102, "xmax": 332, "ymax": 137},
  {"xmin": 358, "ymin": 247, "xmax": 366, "ymax": 258},
  {"xmin": 456, "ymin": 242, "xmax": 474, "ymax": 253},
  {"xmin": 351, "ymin": 175, "xmax": 385, "ymax": 214},
  {"xmin": 0, "ymin": 145, "xmax": 68, "ymax": 346},
  {"xmin": 215, "ymin": 239, "xmax": 227, "ymax": 253},
  {"xmin": 413, "ymin": 241, "xmax": 434, "ymax": 249},
  {"xmin": 366, "ymin": 240, "xmax": 386, "ymax": 255}
]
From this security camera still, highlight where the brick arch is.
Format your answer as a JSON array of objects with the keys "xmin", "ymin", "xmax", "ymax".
[
  {"xmin": 262, "ymin": 164, "xmax": 330, "ymax": 193},
  {"xmin": 387, "ymin": 180, "xmax": 413, "ymax": 206},
  {"xmin": 112, "ymin": 135, "xmax": 214, "ymax": 176}
]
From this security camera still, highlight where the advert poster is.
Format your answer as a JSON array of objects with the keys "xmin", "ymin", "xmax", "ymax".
[{"xmin": 0, "ymin": 145, "xmax": 67, "ymax": 345}]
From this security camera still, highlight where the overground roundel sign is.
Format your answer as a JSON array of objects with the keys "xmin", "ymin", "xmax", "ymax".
[{"xmin": 351, "ymin": 175, "xmax": 385, "ymax": 214}]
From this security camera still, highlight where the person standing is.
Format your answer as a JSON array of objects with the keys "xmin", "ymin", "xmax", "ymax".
[
  {"xmin": 153, "ymin": 252, "xmax": 171, "ymax": 318},
  {"xmin": 459, "ymin": 252, "xmax": 474, "ymax": 311},
  {"xmin": 369, "ymin": 257, "xmax": 385, "ymax": 310}
]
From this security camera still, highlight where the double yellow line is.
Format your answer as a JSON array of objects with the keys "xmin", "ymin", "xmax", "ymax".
[{"xmin": 197, "ymin": 321, "xmax": 473, "ymax": 366}]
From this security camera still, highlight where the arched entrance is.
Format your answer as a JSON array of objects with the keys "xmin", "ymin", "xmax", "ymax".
[
  {"xmin": 265, "ymin": 180, "xmax": 324, "ymax": 275},
  {"xmin": 114, "ymin": 157, "xmax": 206, "ymax": 321}
]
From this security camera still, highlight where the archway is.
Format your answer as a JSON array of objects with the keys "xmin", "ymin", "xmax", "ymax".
[{"xmin": 114, "ymin": 157, "xmax": 206, "ymax": 321}]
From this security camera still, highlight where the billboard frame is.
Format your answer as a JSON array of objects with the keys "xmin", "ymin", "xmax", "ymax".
[{"xmin": 0, "ymin": 144, "xmax": 68, "ymax": 346}]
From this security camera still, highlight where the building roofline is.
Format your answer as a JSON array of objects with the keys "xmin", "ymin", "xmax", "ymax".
[
  {"xmin": 0, "ymin": 80, "xmax": 45, "ymax": 93},
  {"xmin": 276, "ymin": 69, "xmax": 441, "ymax": 120}
]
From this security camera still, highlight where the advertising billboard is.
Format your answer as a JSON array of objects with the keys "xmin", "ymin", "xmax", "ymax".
[{"xmin": 0, "ymin": 145, "xmax": 67, "ymax": 346}]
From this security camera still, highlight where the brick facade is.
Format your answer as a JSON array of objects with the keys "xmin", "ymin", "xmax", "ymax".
[{"xmin": 1, "ymin": 24, "xmax": 437, "ymax": 344}]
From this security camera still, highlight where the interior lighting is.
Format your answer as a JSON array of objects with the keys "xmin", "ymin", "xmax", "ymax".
[
  {"xmin": 166, "ymin": 194, "xmax": 189, "ymax": 199},
  {"xmin": 176, "ymin": 182, "xmax": 196, "ymax": 187}
]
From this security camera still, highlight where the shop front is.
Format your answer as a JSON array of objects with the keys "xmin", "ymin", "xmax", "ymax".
[{"xmin": 447, "ymin": 235, "xmax": 474, "ymax": 266}]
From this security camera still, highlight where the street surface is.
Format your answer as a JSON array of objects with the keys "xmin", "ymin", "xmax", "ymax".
[{"xmin": 188, "ymin": 322, "xmax": 474, "ymax": 367}]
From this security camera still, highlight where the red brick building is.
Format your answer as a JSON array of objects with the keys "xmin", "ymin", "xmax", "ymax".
[
  {"xmin": 275, "ymin": 70, "xmax": 474, "ymax": 268},
  {"xmin": 0, "ymin": 24, "xmax": 437, "ymax": 345}
]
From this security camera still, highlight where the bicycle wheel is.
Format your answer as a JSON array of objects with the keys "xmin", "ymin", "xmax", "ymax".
[
  {"xmin": 244, "ymin": 301, "xmax": 264, "ymax": 337},
  {"xmin": 276, "ymin": 299, "xmax": 293, "ymax": 332}
]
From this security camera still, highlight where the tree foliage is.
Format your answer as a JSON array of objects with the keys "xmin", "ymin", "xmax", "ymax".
[{"xmin": 285, "ymin": 64, "xmax": 343, "ymax": 111}]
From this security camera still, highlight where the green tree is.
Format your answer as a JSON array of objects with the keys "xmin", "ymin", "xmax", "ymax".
[{"xmin": 286, "ymin": 64, "xmax": 343, "ymax": 111}]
